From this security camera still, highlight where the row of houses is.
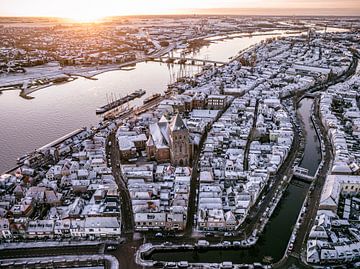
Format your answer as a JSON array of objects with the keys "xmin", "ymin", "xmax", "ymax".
[
  {"xmin": 122, "ymin": 164, "xmax": 191, "ymax": 231},
  {"xmin": 307, "ymin": 74, "xmax": 360, "ymax": 265},
  {"xmin": 0, "ymin": 123, "xmax": 122, "ymax": 241},
  {"xmin": 0, "ymin": 216, "xmax": 120, "ymax": 240}
]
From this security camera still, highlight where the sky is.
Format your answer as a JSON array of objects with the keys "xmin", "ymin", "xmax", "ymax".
[{"xmin": 0, "ymin": 0, "xmax": 359, "ymax": 20}]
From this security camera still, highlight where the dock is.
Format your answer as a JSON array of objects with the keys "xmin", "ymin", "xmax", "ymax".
[
  {"xmin": 36, "ymin": 127, "xmax": 87, "ymax": 153},
  {"xmin": 96, "ymin": 89, "xmax": 145, "ymax": 114}
]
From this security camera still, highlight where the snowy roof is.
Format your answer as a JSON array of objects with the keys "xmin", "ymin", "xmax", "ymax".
[
  {"xmin": 169, "ymin": 113, "xmax": 187, "ymax": 132},
  {"xmin": 149, "ymin": 122, "xmax": 169, "ymax": 149}
]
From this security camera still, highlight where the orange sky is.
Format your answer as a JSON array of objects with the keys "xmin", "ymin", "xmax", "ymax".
[{"xmin": 0, "ymin": 0, "xmax": 359, "ymax": 20}]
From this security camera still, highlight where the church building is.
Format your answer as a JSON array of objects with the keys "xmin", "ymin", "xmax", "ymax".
[{"xmin": 146, "ymin": 114, "xmax": 192, "ymax": 166}]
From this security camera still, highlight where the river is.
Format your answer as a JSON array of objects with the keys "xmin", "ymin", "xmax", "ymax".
[
  {"xmin": 0, "ymin": 24, "xmax": 341, "ymax": 267},
  {"xmin": 0, "ymin": 28, "xmax": 324, "ymax": 173}
]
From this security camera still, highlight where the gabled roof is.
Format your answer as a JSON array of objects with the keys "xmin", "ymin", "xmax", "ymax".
[
  {"xmin": 169, "ymin": 113, "xmax": 187, "ymax": 132},
  {"xmin": 146, "ymin": 136, "xmax": 154, "ymax": 147},
  {"xmin": 149, "ymin": 123, "xmax": 169, "ymax": 149},
  {"xmin": 159, "ymin": 115, "xmax": 169, "ymax": 125}
]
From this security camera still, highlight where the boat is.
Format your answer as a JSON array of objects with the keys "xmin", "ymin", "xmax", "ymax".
[
  {"xmin": 17, "ymin": 154, "xmax": 29, "ymax": 164},
  {"xmin": 143, "ymin": 93, "xmax": 161, "ymax": 104},
  {"xmin": 103, "ymin": 107, "xmax": 134, "ymax": 120},
  {"xmin": 96, "ymin": 89, "xmax": 146, "ymax": 114}
]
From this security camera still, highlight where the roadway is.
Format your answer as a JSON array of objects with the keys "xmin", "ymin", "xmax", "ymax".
[
  {"xmin": 243, "ymin": 99, "xmax": 259, "ymax": 171},
  {"xmin": 156, "ymin": 56, "xmax": 227, "ymax": 66},
  {"xmin": 0, "ymin": 244, "xmax": 100, "ymax": 259},
  {"xmin": 106, "ymin": 132, "xmax": 134, "ymax": 234},
  {"xmin": 184, "ymin": 102, "xmax": 232, "ymax": 235}
]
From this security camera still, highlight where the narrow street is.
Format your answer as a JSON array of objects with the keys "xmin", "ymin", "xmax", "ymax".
[
  {"xmin": 239, "ymin": 100, "xmax": 302, "ymax": 238},
  {"xmin": 243, "ymin": 99, "xmax": 259, "ymax": 171},
  {"xmin": 106, "ymin": 132, "xmax": 134, "ymax": 234},
  {"xmin": 185, "ymin": 102, "xmax": 233, "ymax": 234}
]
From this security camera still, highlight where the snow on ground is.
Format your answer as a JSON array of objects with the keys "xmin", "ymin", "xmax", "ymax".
[{"xmin": 0, "ymin": 61, "xmax": 138, "ymax": 89}]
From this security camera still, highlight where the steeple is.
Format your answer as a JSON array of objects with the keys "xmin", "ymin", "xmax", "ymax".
[{"xmin": 169, "ymin": 113, "xmax": 186, "ymax": 132}]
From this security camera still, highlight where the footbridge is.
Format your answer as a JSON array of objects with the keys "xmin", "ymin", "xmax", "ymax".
[{"xmin": 293, "ymin": 166, "xmax": 315, "ymax": 182}]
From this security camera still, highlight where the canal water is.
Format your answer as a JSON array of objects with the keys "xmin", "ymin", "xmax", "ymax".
[
  {"xmin": 0, "ymin": 30, "xmax": 306, "ymax": 173},
  {"xmin": 149, "ymin": 97, "xmax": 321, "ymax": 264},
  {"xmin": 298, "ymin": 98, "xmax": 322, "ymax": 176}
]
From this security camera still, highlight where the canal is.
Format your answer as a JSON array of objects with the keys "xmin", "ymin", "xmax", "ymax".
[{"xmin": 148, "ymin": 97, "xmax": 321, "ymax": 265}]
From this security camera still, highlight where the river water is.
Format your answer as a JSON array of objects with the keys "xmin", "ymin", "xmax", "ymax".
[
  {"xmin": 0, "ymin": 24, "xmax": 336, "ymax": 265},
  {"xmin": 0, "ymin": 28, "xmax": 323, "ymax": 173}
]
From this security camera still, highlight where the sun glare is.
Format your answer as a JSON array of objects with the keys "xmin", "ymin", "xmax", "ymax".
[{"xmin": 69, "ymin": 14, "xmax": 104, "ymax": 23}]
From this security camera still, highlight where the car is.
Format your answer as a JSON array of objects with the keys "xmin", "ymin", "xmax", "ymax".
[
  {"xmin": 155, "ymin": 232, "xmax": 163, "ymax": 238},
  {"xmin": 224, "ymin": 232, "xmax": 233, "ymax": 237},
  {"xmin": 165, "ymin": 262, "xmax": 177, "ymax": 268},
  {"xmin": 196, "ymin": 240, "xmax": 210, "ymax": 247},
  {"xmin": 106, "ymin": 245, "xmax": 117, "ymax": 251},
  {"xmin": 205, "ymin": 232, "xmax": 215, "ymax": 237},
  {"xmin": 177, "ymin": 261, "xmax": 189, "ymax": 268},
  {"xmin": 153, "ymin": 261, "xmax": 165, "ymax": 268},
  {"xmin": 222, "ymin": 241, "xmax": 231, "ymax": 247}
]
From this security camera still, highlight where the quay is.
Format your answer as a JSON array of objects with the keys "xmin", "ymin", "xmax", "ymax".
[
  {"xmin": 36, "ymin": 127, "xmax": 87, "ymax": 153},
  {"xmin": 96, "ymin": 89, "xmax": 146, "ymax": 114},
  {"xmin": 0, "ymin": 254, "xmax": 119, "ymax": 269},
  {"xmin": 4, "ymin": 127, "xmax": 88, "ymax": 174}
]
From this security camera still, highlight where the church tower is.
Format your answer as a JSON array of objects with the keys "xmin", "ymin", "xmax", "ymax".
[{"xmin": 168, "ymin": 114, "xmax": 190, "ymax": 166}]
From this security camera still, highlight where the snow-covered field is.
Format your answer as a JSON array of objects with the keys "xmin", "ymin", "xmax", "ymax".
[{"xmin": 0, "ymin": 61, "xmax": 144, "ymax": 97}]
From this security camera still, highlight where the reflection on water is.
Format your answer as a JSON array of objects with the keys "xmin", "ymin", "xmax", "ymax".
[
  {"xmin": 0, "ymin": 31, "xmax": 293, "ymax": 172},
  {"xmin": 298, "ymin": 98, "xmax": 322, "ymax": 176},
  {"xmin": 0, "ymin": 28, "xmax": 336, "ymax": 172},
  {"xmin": 0, "ymin": 62, "xmax": 200, "ymax": 172}
]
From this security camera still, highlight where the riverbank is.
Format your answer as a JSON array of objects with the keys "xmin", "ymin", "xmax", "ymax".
[
  {"xmin": 0, "ymin": 61, "xmax": 142, "ymax": 97},
  {"xmin": 0, "ymin": 239, "xmax": 121, "ymax": 251},
  {"xmin": 0, "ymin": 254, "xmax": 119, "ymax": 269},
  {"xmin": 0, "ymin": 42, "xmax": 177, "ymax": 98}
]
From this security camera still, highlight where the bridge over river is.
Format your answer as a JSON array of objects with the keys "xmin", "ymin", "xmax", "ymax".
[{"xmin": 149, "ymin": 56, "xmax": 227, "ymax": 66}]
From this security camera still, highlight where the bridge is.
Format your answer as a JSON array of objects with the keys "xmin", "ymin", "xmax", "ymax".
[
  {"xmin": 292, "ymin": 166, "xmax": 314, "ymax": 182},
  {"xmin": 302, "ymin": 92, "xmax": 320, "ymax": 98},
  {"xmin": 149, "ymin": 56, "xmax": 227, "ymax": 66}
]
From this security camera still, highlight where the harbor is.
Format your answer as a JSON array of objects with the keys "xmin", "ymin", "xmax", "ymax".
[
  {"xmin": 95, "ymin": 89, "xmax": 145, "ymax": 114},
  {"xmin": 0, "ymin": 11, "xmax": 358, "ymax": 269},
  {"xmin": 0, "ymin": 31, "xmax": 284, "ymax": 173}
]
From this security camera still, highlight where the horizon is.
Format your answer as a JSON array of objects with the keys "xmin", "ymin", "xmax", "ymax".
[{"xmin": 0, "ymin": 0, "xmax": 359, "ymax": 22}]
